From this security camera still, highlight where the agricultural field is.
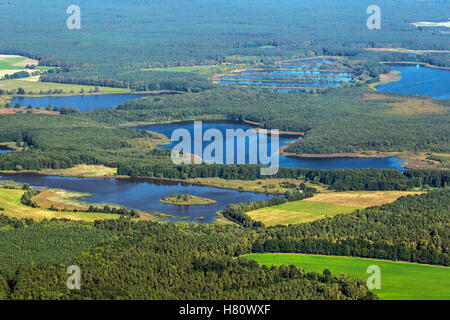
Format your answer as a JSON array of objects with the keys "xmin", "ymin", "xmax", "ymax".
[
  {"xmin": 0, "ymin": 78, "xmax": 132, "ymax": 95},
  {"xmin": 302, "ymin": 191, "xmax": 422, "ymax": 207},
  {"xmin": 247, "ymin": 200, "xmax": 359, "ymax": 226},
  {"xmin": 0, "ymin": 186, "xmax": 119, "ymax": 221},
  {"xmin": 247, "ymin": 191, "xmax": 421, "ymax": 226},
  {"xmin": 246, "ymin": 253, "xmax": 450, "ymax": 300},
  {"xmin": 0, "ymin": 55, "xmax": 44, "ymax": 79},
  {"xmin": 0, "ymin": 55, "xmax": 38, "ymax": 68}
]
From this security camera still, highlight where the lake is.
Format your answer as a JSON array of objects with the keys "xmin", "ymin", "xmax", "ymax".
[
  {"xmin": 217, "ymin": 58, "xmax": 355, "ymax": 91},
  {"xmin": 134, "ymin": 121, "xmax": 405, "ymax": 171},
  {"xmin": 0, "ymin": 174, "xmax": 275, "ymax": 224},
  {"xmin": 10, "ymin": 93, "xmax": 160, "ymax": 112},
  {"xmin": 376, "ymin": 65, "xmax": 450, "ymax": 99},
  {"xmin": 0, "ymin": 147, "xmax": 15, "ymax": 154}
]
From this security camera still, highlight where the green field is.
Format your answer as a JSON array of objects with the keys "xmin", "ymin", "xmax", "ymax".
[
  {"xmin": 246, "ymin": 253, "xmax": 450, "ymax": 300},
  {"xmin": 0, "ymin": 57, "xmax": 27, "ymax": 70},
  {"xmin": 247, "ymin": 200, "xmax": 360, "ymax": 226},
  {"xmin": 0, "ymin": 79, "xmax": 132, "ymax": 95}
]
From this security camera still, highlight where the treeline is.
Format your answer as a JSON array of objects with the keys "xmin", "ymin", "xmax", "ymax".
[
  {"xmin": 20, "ymin": 189, "xmax": 39, "ymax": 208},
  {"xmin": 84, "ymin": 205, "xmax": 140, "ymax": 218},
  {"xmin": 41, "ymin": 71, "xmax": 215, "ymax": 93},
  {"xmin": 2, "ymin": 71, "xmax": 30, "ymax": 80},
  {"xmin": 117, "ymin": 161, "xmax": 449, "ymax": 191},
  {"xmin": 252, "ymin": 189, "xmax": 450, "ymax": 266},
  {"xmin": 0, "ymin": 214, "xmax": 33, "ymax": 230}
]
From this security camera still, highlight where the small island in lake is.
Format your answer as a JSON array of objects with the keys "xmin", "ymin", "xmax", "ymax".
[{"xmin": 160, "ymin": 194, "xmax": 217, "ymax": 206}]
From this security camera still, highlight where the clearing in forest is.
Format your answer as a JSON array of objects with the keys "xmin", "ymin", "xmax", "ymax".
[{"xmin": 247, "ymin": 253, "xmax": 450, "ymax": 300}]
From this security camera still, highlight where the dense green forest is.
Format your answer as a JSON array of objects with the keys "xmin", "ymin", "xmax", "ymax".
[
  {"xmin": 1, "ymin": 189, "xmax": 448, "ymax": 299},
  {"xmin": 0, "ymin": 215, "xmax": 376, "ymax": 300},
  {"xmin": 0, "ymin": 0, "xmax": 448, "ymax": 91}
]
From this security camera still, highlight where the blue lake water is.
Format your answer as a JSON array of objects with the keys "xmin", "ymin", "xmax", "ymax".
[
  {"xmin": 10, "ymin": 93, "xmax": 159, "ymax": 112},
  {"xmin": 217, "ymin": 58, "xmax": 354, "ymax": 91},
  {"xmin": 135, "ymin": 121, "xmax": 405, "ymax": 171},
  {"xmin": 376, "ymin": 66, "xmax": 450, "ymax": 99},
  {"xmin": 0, "ymin": 149, "xmax": 14, "ymax": 154},
  {"xmin": 0, "ymin": 174, "xmax": 275, "ymax": 223}
]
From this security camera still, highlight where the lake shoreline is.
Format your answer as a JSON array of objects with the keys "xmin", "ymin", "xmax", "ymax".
[
  {"xmin": 0, "ymin": 170, "xmax": 287, "ymax": 195},
  {"xmin": 369, "ymin": 70, "xmax": 401, "ymax": 89},
  {"xmin": 1, "ymin": 90, "xmax": 181, "ymax": 107},
  {"xmin": 381, "ymin": 61, "xmax": 450, "ymax": 71}
]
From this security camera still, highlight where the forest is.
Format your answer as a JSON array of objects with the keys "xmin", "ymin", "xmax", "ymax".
[
  {"xmin": 0, "ymin": 1, "xmax": 448, "ymax": 91},
  {"xmin": 0, "ymin": 189, "xmax": 448, "ymax": 299}
]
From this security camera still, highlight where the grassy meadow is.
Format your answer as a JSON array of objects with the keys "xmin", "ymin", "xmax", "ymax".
[
  {"xmin": 0, "ymin": 186, "xmax": 119, "ymax": 221},
  {"xmin": 246, "ymin": 253, "xmax": 450, "ymax": 300},
  {"xmin": 0, "ymin": 56, "xmax": 28, "ymax": 70}
]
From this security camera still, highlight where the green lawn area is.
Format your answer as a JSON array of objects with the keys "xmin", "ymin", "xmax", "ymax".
[
  {"xmin": 0, "ymin": 57, "xmax": 26, "ymax": 70},
  {"xmin": 246, "ymin": 253, "xmax": 450, "ymax": 300},
  {"xmin": 247, "ymin": 200, "xmax": 360, "ymax": 226}
]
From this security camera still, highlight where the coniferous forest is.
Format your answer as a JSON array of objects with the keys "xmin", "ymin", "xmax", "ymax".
[{"xmin": 0, "ymin": 0, "xmax": 449, "ymax": 304}]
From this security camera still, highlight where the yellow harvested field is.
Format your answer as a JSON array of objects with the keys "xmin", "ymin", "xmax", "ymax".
[
  {"xmin": 387, "ymin": 98, "xmax": 448, "ymax": 116},
  {"xmin": 247, "ymin": 191, "xmax": 423, "ymax": 226},
  {"xmin": 40, "ymin": 164, "xmax": 117, "ymax": 177},
  {"xmin": 247, "ymin": 200, "xmax": 359, "ymax": 226},
  {"xmin": 302, "ymin": 191, "xmax": 422, "ymax": 207}
]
